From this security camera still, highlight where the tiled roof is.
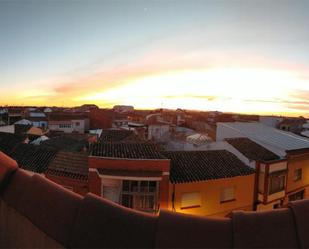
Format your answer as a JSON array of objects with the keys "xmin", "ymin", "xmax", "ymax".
[
  {"xmin": 99, "ymin": 130, "xmax": 137, "ymax": 142},
  {"xmin": 41, "ymin": 136, "xmax": 88, "ymax": 152},
  {"xmin": 9, "ymin": 143, "xmax": 57, "ymax": 173},
  {"xmin": 14, "ymin": 124, "xmax": 32, "ymax": 134},
  {"xmin": 46, "ymin": 151, "xmax": 88, "ymax": 180},
  {"xmin": 226, "ymin": 137, "xmax": 281, "ymax": 162},
  {"xmin": 91, "ymin": 142, "xmax": 166, "ymax": 159},
  {"xmin": 163, "ymin": 150, "xmax": 255, "ymax": 184},
  {"xmin": 0, "ymin": 132, "xmax": 25, "ymax": 155}
]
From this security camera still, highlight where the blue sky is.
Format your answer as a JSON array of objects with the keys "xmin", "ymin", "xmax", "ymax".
[{"xmin": 1, "ymin": 0, "xmax": 309, "ymax": 116}]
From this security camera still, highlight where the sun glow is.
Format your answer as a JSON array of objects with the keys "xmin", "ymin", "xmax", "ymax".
[{"xmin": 78, "ymin": 67, "xmax": 306, "ymax": 115}]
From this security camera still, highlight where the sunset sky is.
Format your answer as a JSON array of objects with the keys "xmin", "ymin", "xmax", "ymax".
[{"xmin": 1, "ymin": 0, "xmax": 309, "ymax": 116}]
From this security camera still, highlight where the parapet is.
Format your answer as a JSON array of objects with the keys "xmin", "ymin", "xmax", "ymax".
[{"xmin": 0, "ymin": 151, "xmax": 308, "ymax": 248}]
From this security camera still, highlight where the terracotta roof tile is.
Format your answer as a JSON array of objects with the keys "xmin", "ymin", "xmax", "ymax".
[
  {"xmin": 91, "ymin": 142, "xmax": 166, "ymax": 159},
  {"xmin": 9, "ymin": 143, "xmax": 57, "ymax": 173},
  {"xmin": 163, "ymin": 150, "xmax": 255, "ymax": 184},
  {"xmin": 46, "ymin": 151, "xmax": 88, "ymax": 180},
  {"xmin": 99, "ymin": 130, "xmax": 137, "ymax": 142},
  {"xmin": 0, "ymin": 132, "xmax": 26, "ymax": 155},
  {"xmin": 41, "ymin": 136, "xmax": 88, "ymax": 152}
]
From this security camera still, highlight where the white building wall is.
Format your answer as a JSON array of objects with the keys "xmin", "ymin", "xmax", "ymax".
[
  {"xmin": 148, "ymin": 125, "xmax": 170, "ymax": 141},
  {"xmin": 49, "ymin": 119, "xmax": 89, "ymax": 133}
]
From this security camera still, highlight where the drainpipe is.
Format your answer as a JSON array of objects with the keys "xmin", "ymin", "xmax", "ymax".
[{"xmin": 172, "ymin": 184, "xmax": 176, "ymax": 211}]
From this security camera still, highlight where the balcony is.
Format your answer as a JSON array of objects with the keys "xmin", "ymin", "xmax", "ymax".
[{"xmin": 1, "ymin": 151, "xmax": 309, "ymax": 248}]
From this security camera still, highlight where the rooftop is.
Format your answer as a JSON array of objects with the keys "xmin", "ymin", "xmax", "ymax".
[
  {"xmin": 0, "ymin": 132, "xmax": 25, "ymax": 155},
  {"xmin": 91, "ymin": 142, "xmax": 166, "ymax": 159},
  {"xmin": 41, "ymin": 136, "xmax": 88, "ymax": 152},
  {"xmin": 99, "ymin": 129, "xmax": 137, "ymax": 142},
  {"xmin": 46, "ymin": 151, "xmax": 88, "ymax": 180},
  {"xmin": 9, "ymin": 143, "xmax": 57, "ymax": 173},
  {"xmin": 226, "ymin": 137, "xmax": 281, "ymax": 162},
  {"xmin": 218, "ymin": 122, "xmax": 309, "ymax": 151},
  {"xmin": 163, "ymin": 150, "xmax": 255, "ymax": 184}
]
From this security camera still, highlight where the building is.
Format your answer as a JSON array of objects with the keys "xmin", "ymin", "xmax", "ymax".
[
  {"xmin": 217, "ymin": 122, "xmax": 309, "ymax": 204},
  {"xmin": 163, "ymin": 150, "xmax": 255, "ymax": 217},
  {"xmin": 27, "ymin": 116, "xmax": 48, "ymax": 129},
  {"xmin": 113, "ymin": 105, "xmax": 134, "ymax": 113},
  {"xmin": 48, "ymin": 113, "xmax": 89, "ymax": 133},
  {"xmin": 301, "ymin": 121, "xmax": 309, "ymax": 137},
  {"xmin": 45, "ymin": 151, "xmax": 88, "ymax": 196},
  {"xmin": 88, "ymin": 109, "xmax": 113, "ymax": 129},
  {"xmin": 278, "ymin": 118, "xmax": 306, "ymax": 133},
  {"xmin": 147, "ymin": 120, "xmax": 171, "ymax": 142},
  {"xmin": 226, "ymin": 137, "xmax": 288, "ymax": 210},
  {"xmin": 88, "ymin": 142, "xmax": 170, "ymax": 213}
]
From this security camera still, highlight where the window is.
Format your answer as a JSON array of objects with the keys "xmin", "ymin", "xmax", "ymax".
[
  {"xmin": 59, "ymin": 124, "xmax": 72, "ymax": 128},
  {"xmin": 269, "ymin": 175, "xmax": 285, "ymax": 194},
  {"xmin": 220, "ymin": 187, "xmax": 235, "ymax": 203},
  {"xmin": 181, "ymin": 192, "xmax": 201, "ymax": 209},
  {"xmin": 258, "ymin": 172, "xmax": 265, "ymax": 194},
  {"xmin": 289, "ymin": 190, "xmax": 304, "ymax": 202},
  {"xmin": 273, "ymin": 203, "xmax": 280, "ymax": 209},
  {"xmin": 294, "ymin": 168, "xmax": 302, "ymax": 181},
  {"xmin": 75, "ymin": 122, "xmax": 80, "ymax": 126},
  {"xmin": 103, "ymin": 186, "xmax": 120, "ymax": 203},
  {"xmin": 121, "ymin": 180, "xmax": 158, "ymax": 213}
]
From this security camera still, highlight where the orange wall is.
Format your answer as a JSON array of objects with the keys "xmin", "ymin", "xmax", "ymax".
[
  {"xmin": 45, "ymin": 174, "xmax": 89, "ymax": 196},
  {"xmin": 88, "ymin": 157, "xmax": 170, "ymax": 207},
  {"xmin": 169, "ymin": 174, "xmax": 255, "ymax": 217},
  {"xmin": 89, "ymin": 157, "xmax": 170, "ymax": 172},
  {"xmin": 88, "ymin": 170, "xmax": 102, "ymax": 196},
  {"xmin": 287, "ymin": 153, "xmax": 309, "ymax": 197}
]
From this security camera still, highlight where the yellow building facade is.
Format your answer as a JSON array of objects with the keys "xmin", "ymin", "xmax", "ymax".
[
  {"xmin": 168, "ymin": 174, "xmax": 255, "ymax": 217},
  {"xmin": 286, "ymin": 150, "xmax": 309, "ymax": 203}
]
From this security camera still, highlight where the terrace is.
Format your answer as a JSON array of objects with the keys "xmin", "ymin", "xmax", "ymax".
[{"xmin": 0, "ymin": 151, "xmax": 308, "ymax": 248}]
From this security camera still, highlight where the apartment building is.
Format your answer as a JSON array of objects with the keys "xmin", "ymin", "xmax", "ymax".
[
  {"xmin": 88, "ymin": 142, "xmax": 170, "ymax": 213},
  {"xmin": 48, "ymin": 113, "xmax": 89, "ymax": 134},
  {"xmin": 226, "ymin": 137, "xmax": 287, "ymax": 210},
  {"xmin": 217, "ymin": 122, "xmax": 309, "ymax": 206},
  {"xmin": 163, "ymin": 150, "xmax": 255, "ymax": 217}
]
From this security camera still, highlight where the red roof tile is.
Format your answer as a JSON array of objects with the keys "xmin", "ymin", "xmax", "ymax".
[{"xmin": 46, "ymin": 151, "xmax": 88, "ymax": 180}]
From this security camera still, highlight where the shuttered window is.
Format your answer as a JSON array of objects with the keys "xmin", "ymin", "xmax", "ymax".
[
  {"xmin": 181, "ymin": 192, "xmax": 201, "ymax": 209},
  {"xmin": 220, "ymin": 187, "xmax": 235, "ymax": 202}
]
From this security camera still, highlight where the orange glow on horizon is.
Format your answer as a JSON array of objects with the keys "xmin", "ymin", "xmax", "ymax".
[
  {"xmin": 1, "ymin": 67, "xmax": 309, "ymax": 118},
  {"xmin": 75, "ymin": 67, "xmax": 309, "ymax": 117}
]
